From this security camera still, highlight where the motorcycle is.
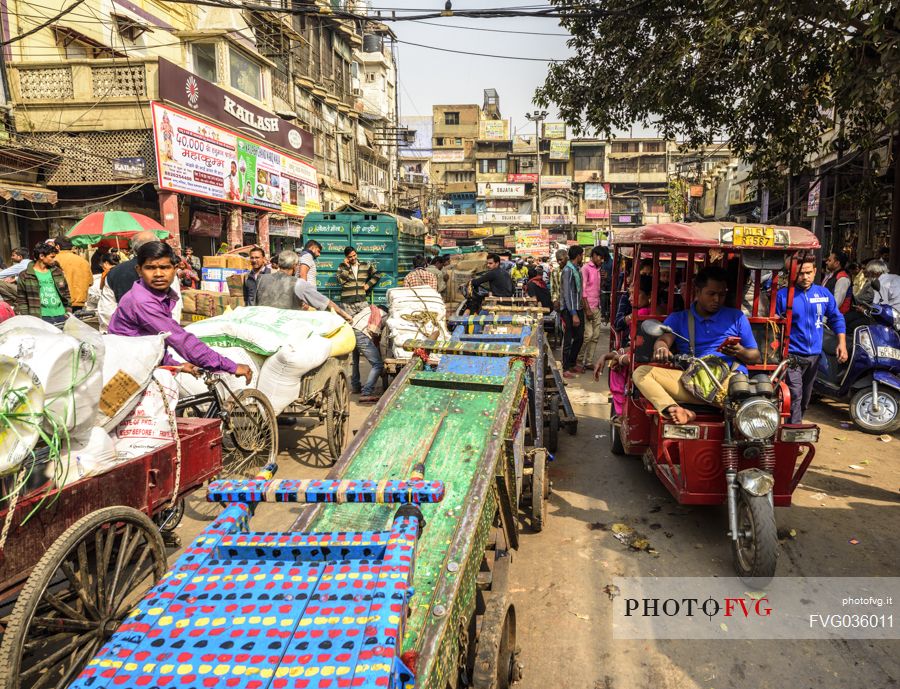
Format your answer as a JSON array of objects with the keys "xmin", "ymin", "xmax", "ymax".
[{"xmin": 815, "ymin": 303, "xmax": 900, "ymax": 434}]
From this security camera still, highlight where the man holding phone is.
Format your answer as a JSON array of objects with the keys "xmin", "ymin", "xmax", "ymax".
[{"xmin": 634, "ymin": 266, "xmax": 761, "ymax": 424}]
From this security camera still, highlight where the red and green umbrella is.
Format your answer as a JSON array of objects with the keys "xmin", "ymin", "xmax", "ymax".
[{"xmin": 66, "ymin": 211, "xmax": 170, "ymax": 247}]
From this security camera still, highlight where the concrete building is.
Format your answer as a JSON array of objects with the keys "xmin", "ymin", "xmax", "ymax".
[
  {"xmin": 0, "ymin": 0, "xmax": 399, "ymax": 258},
  {"xmin": 432, "ymin": 103, "xmax": 479, "ymax": 238}
]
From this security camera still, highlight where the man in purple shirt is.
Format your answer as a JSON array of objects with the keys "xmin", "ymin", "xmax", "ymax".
[{"xmin": 108, "ymin": 241, "xmax": 252, "ymax": 382}]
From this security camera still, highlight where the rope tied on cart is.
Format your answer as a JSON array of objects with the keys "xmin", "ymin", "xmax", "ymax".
[{"xmin": 155, "ymin": 376, "xmax": 182, "ymax": 510}]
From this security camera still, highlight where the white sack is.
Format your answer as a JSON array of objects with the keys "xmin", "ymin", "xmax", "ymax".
[
  {"xmin": 257, "ymin": 336, "xmax": 331, "ymax": 415},
  {"xmin": 385, "ymin": 286, "xmax": 448, "ymax": 359},
  {"xmin": 56, "ymin": 426, "xmax": 119, "ymax": 487},
  {"xmin": 186, "ymin": 306, "xmax": 344, "ymax": 355},
  {"xmin": 98, "ymin": 334, "xmax": 166, "ymax": 431},
  {"xmin": 115, "ymin": 368, "xmax": 179, "ymax": 444},
  {"xmin": 0, "ymin": 323, "xmax": 102, "ymax": 438}
]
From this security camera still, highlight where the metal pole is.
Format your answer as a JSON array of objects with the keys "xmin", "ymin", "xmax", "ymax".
[{"xmin": 536, "ymin": 116, "xmax": 543, "ymax": 235}]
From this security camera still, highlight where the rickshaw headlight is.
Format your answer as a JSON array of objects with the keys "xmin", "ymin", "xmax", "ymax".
[{"xmin": 735, "ymin": 399, "xmax": 780, "ymax": 440}]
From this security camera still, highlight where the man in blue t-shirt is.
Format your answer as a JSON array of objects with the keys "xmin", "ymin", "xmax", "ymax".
[
  {"xmin": 634, "ymin": 265, "xmax": 761, "ymax": 424},
  {"xmin": 775, "ymin": 253, "xmax": 847, "ymax": 423}
]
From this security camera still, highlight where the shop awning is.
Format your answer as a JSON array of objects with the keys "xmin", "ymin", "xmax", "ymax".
[{"xmin": 0, "ymin": 182, "xmax": 57, "ymax": 204}]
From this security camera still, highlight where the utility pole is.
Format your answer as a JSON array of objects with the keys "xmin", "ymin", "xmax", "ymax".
[{"xmin": 526, "ymin": 110, "xmax": 548, "ymax": 236}]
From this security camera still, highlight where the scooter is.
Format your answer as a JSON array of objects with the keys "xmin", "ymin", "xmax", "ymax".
[{"xmin": 816, "ymin": 304, "xmax": 900, "ymax": 434}]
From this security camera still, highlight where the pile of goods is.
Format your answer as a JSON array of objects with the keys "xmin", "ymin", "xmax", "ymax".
[
  {"xmin": 445, "ymin": 253, "xmax": 488, "ymax": 310},
  {"xmin": 178, "ymin": 306, "xmax": 355, "ymax": 414},
  {"xmin": 181, "ymin": 254, "xmax": 250, "ymax": 319},
  {"xmin": 0, "ymin": 315, "xmax": 170, "ymax": 492},
  {"xmin": 383, "ymin": 286, "xmax": 449, "ymax": 359}
]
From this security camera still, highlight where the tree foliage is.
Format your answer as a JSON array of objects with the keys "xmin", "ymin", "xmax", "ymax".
[{"xmin": 536, "ymin": 0, "xmax": 900, "ymax": 181}]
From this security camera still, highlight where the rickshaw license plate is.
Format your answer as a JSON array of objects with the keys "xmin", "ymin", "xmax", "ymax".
[
  {"xmin": 877, "ymin": 346, "xmax": 900, "ymax": 359},
  {"xmin": 732, "ymin": 225, "xmax": 775, "ymax": 247}
]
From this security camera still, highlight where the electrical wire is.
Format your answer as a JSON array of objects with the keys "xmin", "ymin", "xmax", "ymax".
[
  {"xmin": 396, "ymin": 38, "xmax": 559, "ymax": 61},
  {"xmin": 1, "ymin": 0, "xmax": 90, "ymax": 46},
  {"xmin": 409, "ymin": 19, "xmax": 569, "ymax": 36}
]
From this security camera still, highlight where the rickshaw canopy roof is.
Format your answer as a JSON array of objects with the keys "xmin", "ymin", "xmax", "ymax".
[{"xmin": 613, "ymin": 222, "xmax": 820, "ymax": 250}]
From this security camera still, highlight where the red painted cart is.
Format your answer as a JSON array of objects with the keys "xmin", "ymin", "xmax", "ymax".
[{"xmin": 0, "ymin": 417, "xmax": 222, "ymax": 689}]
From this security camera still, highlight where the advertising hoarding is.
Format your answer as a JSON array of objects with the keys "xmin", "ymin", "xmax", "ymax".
[
  {"xmin": 432, "ymin": 149, "xmax": 466, "ymax": 163},
  {"xmin": 585, "ymin": 208, "xmax": 610, "ymax": 219},
  {"xmin": 549, "ymin": 140, "xmax": 571, "ymax": 160},
  {"xmin": 515, "ymin": 229, "xmax": 549, "ymax": 257},
  {"xmin": 541, "ymin": 176, "xmax": 572, "ymax": 190},
  {"xmin": 479, "ymin": 120, "xmax": 509, "ymax": 140},
  {"xmin": 151, "ymin": 102, "xmax": 320, "ymax": 218},
  {"xmin": 807, "ymin": 181, "xmax": 821, "ymax": 217},
  {"xmin": 542, "ymin": 122, "xmax": 566, "ymax": 139},
  {"xmin": 479, "ymin": 213, "xmax": 532, "ymax": 224},
  {"xmin": 542, "ymin": 214, "xmax": 576, "ymax": 225},
  {"xmin": 584, "ymin": 183, "xmax": 610, "ymax": 201},
  {"xmin": 507, "ymin": 173, "xmax": 538, "ymax": 183},
  {"xmin": 477, "ymin": 182, "xmax": 526, "ymax": 198}
]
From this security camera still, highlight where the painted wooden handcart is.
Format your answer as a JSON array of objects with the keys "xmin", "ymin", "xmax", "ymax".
[
  {"xmin": 280, "ymin": 354, "xmax": 351, "ymax": 463},
  {"xmin": 0, "ymin": 418, "xmax": 223, "ymax": 689}
]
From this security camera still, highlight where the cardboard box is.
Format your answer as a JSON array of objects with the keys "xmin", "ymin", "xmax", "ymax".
[
  {"xmin": 182, "ymin": 290, "xmax": 199, "ymax": 314},
  {"xmin": 201, "ymin": 280, "xmax": 228, "ymax": 293},
  {"xmin": 203, "ymin": 255, "xmax": 228, "ymax": 268},
  {"xmin": 226, "ymin": 273, "xmax": 245, "ymax": 297},
  {"xmin": 225, "ymin": 255, "xmax": 251, "ymax": 270}
]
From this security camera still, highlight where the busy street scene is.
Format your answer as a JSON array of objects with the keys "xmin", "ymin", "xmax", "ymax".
[{"xmin": 0, "ymin": 0, "xmax": 898, "ymax": 688}]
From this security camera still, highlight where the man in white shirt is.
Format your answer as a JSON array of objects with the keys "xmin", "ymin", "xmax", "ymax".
[{"xmin": 298, "ymin": 239, "xmax": 321, "ymax": 286}]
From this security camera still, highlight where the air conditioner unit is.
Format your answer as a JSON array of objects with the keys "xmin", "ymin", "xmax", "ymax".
[{"xmin": 590, "ymin": 172, "xmax": 599, "ymax": 180}]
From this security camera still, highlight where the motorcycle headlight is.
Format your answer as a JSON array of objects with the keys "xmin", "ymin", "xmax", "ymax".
[{"xmin": 735, "ymin": 398, "xmax": 780, "ymax": 440}]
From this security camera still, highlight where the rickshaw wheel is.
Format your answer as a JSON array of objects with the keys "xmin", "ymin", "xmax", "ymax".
[
  {"xmin": 221, "ymin": 388, "xmax": 278, "ymax": 478},
  {"xmin": 849, "ymin": 387, "xmax": 900, "ymax": 434},
  {"xmin": 530, "ymin": 449, "xmax": 547, "ymax": 532},
  {"xmin": 609, "ymin": 418, "xmax": 625, "ymax": 456},
  {"xmin": 473, "ymin": 605, "xmax": 519, "ymax": 689},
  {"xmin": 731, "ymin": 490, "xmax": 777, "ymax": 584},
  {"xmin": 0, "ymin": 507, "xmax": 166, "ymax": 689},
  {"xmin": 325, "ymin": 371, "xmax": 350, "ymax": 464},
  {"xmin": 546, "ymin": 395, "xmax": 560, "ymax": 453}
]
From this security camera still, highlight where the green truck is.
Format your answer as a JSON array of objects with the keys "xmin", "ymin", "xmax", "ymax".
[{"xmin": 301, "ymin": 210, "xmax": 427, "ymax": 305}]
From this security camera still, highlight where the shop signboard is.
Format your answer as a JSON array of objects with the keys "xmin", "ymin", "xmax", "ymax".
[
  {"xmin": 542, "ymin": 122, "xmax": 566, "ymax": 139},
  {"xmin": 549, "ymin": 140, "xmax": 570, "ymax": 160},
  {"xmin": 469, "ymin": 227, "xmax": 492, "ymax": 238},
  {"xmin": 585, "ymin": 208, "xmax": 610, "ymax": 220},
  {"xmin": 492, "ymin": 226, "xmax": 510, "ymax": 236},
  {"xmin": 504, "ymin": 235, "xmax": 517, "ymax": 248},
  {"xmin": 541, "ymin": 176, "xmax": 572, "ymax": 190},
  {"xmin": 439, "ymin": 229, "xmax": 470, "ymax": 239},
  {"xmin": 515, "ymin": 228, "xmax": 549, "ymax": 257},
  {"xmin": 583, "ymin": 183, "xmax": 609, "ymax": 201},
  {"xmin": 542, "ymin": 214, "xmax": 576, "ymax": 225},
  {"xmin": 477, "ymin": 182, "xmax": 526, "ymax": 198},
  {"xmin": 807, "ymin": 180, "xmax": 820, "ymax": 217},
  {"xmin": 507, "ymin": 173, "xmax": 538, "ymax": 183},
  {"xmin": 479, "ymin": 120, "xmax": 509, "ymax": 140},
  {"xmin": 112, "ymin": 157, "xmax": 146, "ymax": 178},
  {"xmin": 479, "ymin": 212, "xmax": 532, "ymax": 224},
  {"xmin": 616, "ymin": 215, "xmax": 633, "ymax": 224},
  {"xmin": 432, "ymin": 149, "xmax": 466, "ymax": 163},
  {"xmin": 438, "ymin": 214, "xmax": 478, "ymax": 226},
  {"xmin": 158, "ymin": 58, "xmax": 313, "ymax": 160},
  {"xmin": 269, "ymin": 218, "xmax": 303, "ymax": 238},
  {"xmin": 576, "ymin": 231, "xmax": 596, "ymax": 246},
  {"xmin": 690, "ymin": 184, "xmax": 705, "ymax": 198},
  {"xmin": 188, "ymin": 211, "xmax": 223, "ymax": 237},
  {"xmin": 151, "ymin": 102, "xmax": 320, "ymax": 218},
  {"xmin": 438, "ymin": 237, "xmax": 457, "ymax": 247}
]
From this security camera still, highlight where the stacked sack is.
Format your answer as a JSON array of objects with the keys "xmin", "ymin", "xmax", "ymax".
[
  {"xmin": 0, "ymin": 315, "xmax": 167, "ymax": 488},
  {"xmin": 178, "ymin": 306, "xmax": 355, "ymax": 415},
  {"xmin": 384, "ymin": 286, "xmax": 449, "ymax": 359}
]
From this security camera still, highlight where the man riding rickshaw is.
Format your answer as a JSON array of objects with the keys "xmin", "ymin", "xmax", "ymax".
[{"xmin": 604, "ymin": 222, "xmax": 821, "ymax": 583}]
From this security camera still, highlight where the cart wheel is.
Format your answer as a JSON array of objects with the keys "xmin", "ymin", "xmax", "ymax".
[
  {"xmin": 325, "ymin": 371, "xmax": 350, "ymax": 464},
  {"xmin": 154, "ymin": 497, "xmax": 185, "ymax": 533},
  {"xmin": 731, "ymin": 489, "xmax": 778, "ymax": 585},
  {"xmin": 566, "ymin": 416, "xmax": 578, "ymax": 436},
  {"xmin": 609, "ymin": 418, "xmax": 625, "ymax": 456},
  {"xmin": 546, "ymin": 395, "xmax": 560, "ymax": 453},
  {"xmin": 530, "ymin": 450, "xmax": 547, "ymax": 532},
  {"xmin": 221, "ymin": 388, "xmax": 278, "ymax": 478},
  {"xmin": 473, "ymin": 605, "xmax": 520, "ymax": 689},
  {"xmin": 0, "ymin": 507, "xmax": 166, "ymax": 689}
]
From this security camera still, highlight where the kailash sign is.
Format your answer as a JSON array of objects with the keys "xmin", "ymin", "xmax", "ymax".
[
  {"xmin": 151, "ymin": 102, "xmax": 320, "ymax": 218},
  {"xmin": 157, "ymin": 58, "xmax": 314, "ymax": 160}
]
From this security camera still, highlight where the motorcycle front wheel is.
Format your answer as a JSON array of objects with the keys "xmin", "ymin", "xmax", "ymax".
[
  {"xmin": 850, "ymin": 387, "xmax": 900, "ymax": 434},
  {"xmin": 731, "ymin": 489, "xmax": 777, "ymax": 586}
]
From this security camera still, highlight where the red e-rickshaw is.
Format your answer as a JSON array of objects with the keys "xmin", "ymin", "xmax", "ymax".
[{"xmin": 608, "ymin": 222, "xmax": 820, "ymax": 582}]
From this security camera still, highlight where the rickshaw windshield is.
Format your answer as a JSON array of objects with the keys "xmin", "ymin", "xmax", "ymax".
[{"xmin": 609, "ymin": 222, "xmax": 821, "ymax": 371}]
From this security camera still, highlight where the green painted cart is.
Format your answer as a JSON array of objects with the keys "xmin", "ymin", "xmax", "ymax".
[{"xmin": 291, "ymin": 341, "xmax": 534, "ymax": 688}]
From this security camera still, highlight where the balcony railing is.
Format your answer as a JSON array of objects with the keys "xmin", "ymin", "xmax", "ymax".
[{"xmin": 12, "ymin": 59, "xmax": 152, "ymax": 103}]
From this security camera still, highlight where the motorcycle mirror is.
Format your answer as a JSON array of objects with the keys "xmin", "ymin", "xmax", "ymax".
[{"xmin": 642, "ymin": 319, "xmax": 670, "ymax": 338}]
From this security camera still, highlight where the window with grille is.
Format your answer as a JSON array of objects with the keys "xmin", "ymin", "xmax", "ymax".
[
  {"xmin": 444, "ymin": 112, "xmax": 460, "ymax": 125},
  {"xmin": 549, "ymin": 161, "xmax": 567, "ymax": 176}
]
